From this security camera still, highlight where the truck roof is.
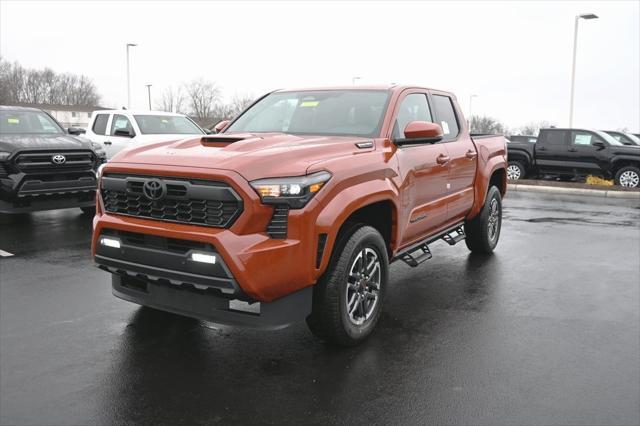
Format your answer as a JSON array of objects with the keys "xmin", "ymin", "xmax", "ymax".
[
  {"xmin": 92, "ymin": 110, "xmax": 188, "ymax": 116},
  {"xmin": 274, "ymin": 85, "xmax": 450, "ymax": 95},
  {"xmin": 0, "ymin": 105, "xmax": 42, "ymax": 112}
]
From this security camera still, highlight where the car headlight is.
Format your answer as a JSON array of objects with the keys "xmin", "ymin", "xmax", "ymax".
[
  {"xmin": 91, "ymin": 142, "xmax": 106, "ymax": 159},
  {"xmin": 0, "ymin": 151, "xmax": 11, "ymax": 162},
  {"xmin": 250, "ymin": 171, "xmax": 331, "ymax": 208}
]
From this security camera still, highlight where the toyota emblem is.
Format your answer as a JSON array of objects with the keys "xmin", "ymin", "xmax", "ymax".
[
  {"xmin": 52, "ymin": 154, "xmax": 66, "ymax": 165},
  {"xmin": 142, "ymin": 179, "xmax": 166, "ymax": 201}
]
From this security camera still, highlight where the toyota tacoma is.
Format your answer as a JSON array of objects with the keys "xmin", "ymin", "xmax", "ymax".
[
  {"xmin": 1, "ymin": 106, "xmax": 106, "ymax": 214},
  {"xmin": 92, "ymin": 86, "xmax": 507, "ymax": 345}
]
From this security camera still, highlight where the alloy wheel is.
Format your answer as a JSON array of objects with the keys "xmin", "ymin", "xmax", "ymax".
[
  {"xmin": 619, "ymin": 170, "xmax": 640, "ymax": 188},
  {"xmin": 345, "ymin": 247, "xmax": 381, "ymax": 326},
  {"xmin": 507, "ymin": 164, "xmax": 521, "ymax": 180}
]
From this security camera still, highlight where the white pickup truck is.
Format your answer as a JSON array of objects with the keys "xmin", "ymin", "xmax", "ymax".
[{"xmin": 84, "ymin": 110, "xmax": 205, "ymax": 159}]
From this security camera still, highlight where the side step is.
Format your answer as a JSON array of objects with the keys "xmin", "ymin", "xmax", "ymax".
[
  {"xmin": 442, "ymin": 226, "xmax": 466, "ymax": 246},
  {"xmin": 399, "ymin": 243, "xmax": 432, "ymax": 267}
]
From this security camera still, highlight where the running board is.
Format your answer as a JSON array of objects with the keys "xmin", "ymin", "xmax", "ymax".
[
  {"xmin": 441, "ymin": 226, "xmax": 466, "ymax": 246},
  {"xmin": 399, "ymin": 243, "xmax": 432, "ymax": 267}
]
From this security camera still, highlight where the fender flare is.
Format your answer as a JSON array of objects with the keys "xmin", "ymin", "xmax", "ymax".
[
  {"xmin": 313, "ymin": 179, "xmax": 400, "ymax": 275},
  {"xmin": 506, "ymin": 149, "xmax": 532, "ymax": 168},
  {"xmin": 466, "ymin": 161, "xmax": 507, "ymax": 220}
]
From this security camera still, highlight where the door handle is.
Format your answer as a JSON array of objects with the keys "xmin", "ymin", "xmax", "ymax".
[
  {"xmin": 465, "ymin": 150, "xmax": 478, "ymax": 159},
  {"xmin": 436, "ymin": 154, "xmax": 450, "ymax": 165},
  {"xmin": 538, "ymin": 147, "xmax": 546, "ymax": 151},
  {"xmin": 104, "ymin": 141, "xmax": 112, "ymax": 145}
]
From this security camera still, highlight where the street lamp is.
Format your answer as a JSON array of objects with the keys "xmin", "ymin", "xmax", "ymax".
[
  {"xmin": 569, "ymin": 13, "xmax": 598, "ymax": 127},
  {"xmin": 145, "ymin": 84, "xmax": 152, "ymax": 110},
  {"xmin": 352, "ymin": 76, "xmax": 362, "ymax": 85},
  {"xmin": 126, "ymin": 43, "xmax": 137, "ymax": 109}
]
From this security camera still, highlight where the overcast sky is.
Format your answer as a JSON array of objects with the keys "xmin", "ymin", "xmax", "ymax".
[{"xmin": 1, "ymin": 0, "xmax": 639, "ymax": 131}]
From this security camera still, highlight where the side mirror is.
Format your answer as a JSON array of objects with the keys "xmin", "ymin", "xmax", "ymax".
[
  {"xmin": 113, "ymin": 128, "xmax": 134, "ymax": 138},
  {"xmin": 67, "ymin": 127, "xmax": 85, "ymax": 135},
  {"xmin": 213, "ymin": 120, "xmax": 231, "ymax": 134},
  {"xmin": 204, "ymin": 128, "xmax": 213, "ymax": 135},
  {"xmin": 395, "ymin": 121, "xmax": 443, "ymax": 145},
  {"xmin": 592, "ymin": 140, "xmax": 606, "ymax": 149}
]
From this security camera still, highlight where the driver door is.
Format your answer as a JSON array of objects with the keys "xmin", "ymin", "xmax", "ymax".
[
  {"xmin": 104, "ymin": 114, "xmax": 136, "ymax": 158},
  {"xmin": 391, "ymin": 91, "xmax": 451, "ymax": 247}
]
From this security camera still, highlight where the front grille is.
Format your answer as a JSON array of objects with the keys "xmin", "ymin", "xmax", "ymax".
[
  {"xmin": 267, "ymin": 204, "xmax": 289, "ymax": 238},
  {"xmin": 101, "ymin": 174, "xmax": 243, "ymax": 228},
  {"xmin": 15, "ymin": 150, "xmax": 96, "ymax": 172}
]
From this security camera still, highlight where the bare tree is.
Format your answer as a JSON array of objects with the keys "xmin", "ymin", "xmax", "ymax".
[
  {"xmin": 0, "ymin": 58, "xmax": 100, "ymax": 106},
  {"xmin": 469, "ymin": 115, "xmax": 506, "ymax": 134},
  {"xmin": 157, "ymin": 86, "xmax": 186, "ymax": 113},
  {"xmin": 516, "ymin": 121, "xmax": 554, "ymax": 136},
  {"xmin": 228, "ymin": 93, "xmax": 255, "ymax": 118},
  {"xmin": 184, "ymin": 78, "xmax": 220, "ymax": 124}
]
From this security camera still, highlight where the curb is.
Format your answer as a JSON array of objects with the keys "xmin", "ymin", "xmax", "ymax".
[{"xmin": 507, "ymin": 183, "xmax": 640, "ymax": 199}]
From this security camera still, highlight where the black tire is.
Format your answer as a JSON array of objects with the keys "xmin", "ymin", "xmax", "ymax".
[
  {"xmin": 306, "ymin": 225, "xmax": 388, "ymax": 346},
  {"xmin": 507, "ymin": 161, "xmax": 526, "ymax": 181},
  {"xmin": 614, "ymin": 166, "xmax": 640, "ymax": 188},
  {"xmin": 464, "ymin": 186, "xmax": 502, "ymax": 254},
  {"xmin": 80, "ymin": 206, "xmax": 96, "ymax": 215}
]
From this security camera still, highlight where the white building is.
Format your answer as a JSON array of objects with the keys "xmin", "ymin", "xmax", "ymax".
[{"xmin": 12, "ymin": 102, "xmax": 109, "ymax": 128}]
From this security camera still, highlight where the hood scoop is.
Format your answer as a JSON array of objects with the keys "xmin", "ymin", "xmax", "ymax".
[{"xmin": 201, "ymin": 135, "xmax": 248, "ymax": 144}]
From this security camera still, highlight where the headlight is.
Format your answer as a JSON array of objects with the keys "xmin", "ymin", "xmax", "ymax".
[
  {"xmin": 91, "ymin": 142, "xmax": 106, "ymax": 158},
  {"xmin": 0, "ymin": 151, "xmax": 11, "ymax": 161},
  {"xmin": 250, "ymin": 171, "xmax": 331, "ymax": 208}
]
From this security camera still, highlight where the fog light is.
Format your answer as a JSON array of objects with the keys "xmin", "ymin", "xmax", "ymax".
[
  {"xmin": 100, "ymin": 236, "xmax": 121, "ymax": 248},
  {"xmin": 190, "ymin": 252, "xmax": 216, "ymax": 264}
]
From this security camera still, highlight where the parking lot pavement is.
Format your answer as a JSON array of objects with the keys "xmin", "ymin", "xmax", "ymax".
[{"xmin": 0, "ymin": 192, "xmax": 638, "ymax": 426}]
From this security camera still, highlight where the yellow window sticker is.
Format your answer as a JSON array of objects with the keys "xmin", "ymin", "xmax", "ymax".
[
  {"xmin": 7, "ymin": 118, "xmax": 20, "ymax": 124},
  {"xmin": 300, "ymin": 101, "xmax": 319, "ymax": 107},
  {"xmin": 161, "ymin": 119, "xmax": 168, "ymax": 123}
]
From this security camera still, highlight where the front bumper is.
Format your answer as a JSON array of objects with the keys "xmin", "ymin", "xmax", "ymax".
[{"xmin": 111, "ymin": 273, "xmax": 312, "ymax": 329}]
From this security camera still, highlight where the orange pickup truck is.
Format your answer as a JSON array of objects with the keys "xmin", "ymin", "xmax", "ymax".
[{"xmin": 92, "ymin": 86, "xmax": 507, "ymax": 345}]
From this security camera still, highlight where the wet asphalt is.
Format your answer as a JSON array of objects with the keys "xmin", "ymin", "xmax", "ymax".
[{"xmin": 0, "ymin": 192, "xmax": 639, "ymax": 426}]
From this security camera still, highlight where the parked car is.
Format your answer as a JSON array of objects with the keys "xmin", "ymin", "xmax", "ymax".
[
  {"xmin": 508, "ymin": 135, "xmax": 537, "ymax": 144},
  {"xmin": 91, "ymin": 85, "xmax": 507, "ymax": 346},
  {"xmin": 84, "ymin": 110, "xmax": 205, "ymax": 159},
  {"xmin": 507, "ymin": 128, "xmax": 640, "ymax": 187},
  {"xmin": 603, "ymin": 130, "xmax": 640, "ymax": 146},
  {"xmin": 0, "ymin": 106, "xmax": 105, "ymax": 214}
]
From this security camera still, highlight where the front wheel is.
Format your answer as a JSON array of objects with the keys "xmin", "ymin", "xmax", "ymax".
[
  {"xmin": 306, "ymin": 225, "xmax": 388, "ymax": 346},
  {"xmin": 614, "ymin": 166, "xmax": 640, "ymax": 188},
  {"xmin": 464, "ymin": 186, "xmax": 502, "ymax": 254}
]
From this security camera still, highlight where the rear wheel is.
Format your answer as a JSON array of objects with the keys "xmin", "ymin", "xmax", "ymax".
[
  {"xmin": 306, "ymin": 225, "xmax": 388, "ymax": 346},
  {"xmin": 507, "ymin": 161, "xmax": 525, "ymax": 181},
  {"xmin": 464, "ymin": 186, "xmax": 502, "ymax": 254},
  {"xmin": 614, "ymin": 166, "xmax": 640, "ymax": 188}
]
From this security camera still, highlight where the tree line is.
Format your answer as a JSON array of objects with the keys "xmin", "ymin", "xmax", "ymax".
[
  {"xmin": 157, "ymin": 78, "xmax": 255, "ymax": 128},
  {"xmin": 469, "ymin": 115, "xmax": 555, "ymax": 136},
  {"xmin": 0, "ymin": 57, "xmax": 101, "ymax": 106}
]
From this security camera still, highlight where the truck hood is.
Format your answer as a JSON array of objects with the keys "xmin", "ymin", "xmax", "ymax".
[
  {"xmin": 0, "ymin": 133, "xmax": 93, "ymax": 154},
  {"xmin": 109, "ymin": 132, "xmax": 373, "ymax": 181}
]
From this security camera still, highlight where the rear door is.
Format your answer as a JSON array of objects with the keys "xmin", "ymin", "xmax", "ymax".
[
  {"xmin": 535, "ymin": 129, "xmax": 570, "ymax": 173},
  {"xmin": 430, "ymin": 91, "xmax": 477, "ymax": 222}
]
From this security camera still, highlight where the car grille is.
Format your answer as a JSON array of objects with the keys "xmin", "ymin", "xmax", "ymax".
[
  {"xmin": 14, "ymin": 150, "xmax": 96, "ymax": 172},
  {"xmin": 101, "ymin": 174, "xmax": 243, "ymax": 228}
]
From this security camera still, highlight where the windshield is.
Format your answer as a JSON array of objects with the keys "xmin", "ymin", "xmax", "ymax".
[
  {"xmin": 595, "ymin": 130, "xmax": 624, "ymax": 146},
  {"xmin": 133, "ymin": 115, "xmax": 204, "ymax": 135},
  {"xmin": 225, "ymin": 90, "xmax": 390, "ymax": 137},
  {"xmin": 0, "ymin": 110, "xmax": 64, "ymax": 135}
]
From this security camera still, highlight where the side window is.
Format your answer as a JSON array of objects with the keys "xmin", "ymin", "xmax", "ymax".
[
  {"xmin": 92, "ymin": 114, "xmax": 108, "ymax": 135},
  {"xmin": 432, "ymin": 95, "xmax": 460, "ymax": 140},
  {"xmin": 110, "ymin": 114, "xmax": 135, "ymax": 136},
  {"xmin": 392, "ymin": 93, "xmax": 432, "ymax": 139},
  {"xmin": 542, "ymin": 130, "xmax": 566, "ymax": 146},
  {"xmin": 571, "ymin": 131, "xmax": 598, "ymax": 146},
  {"xmin": 36, "ymin": 114, "xmax": 58, "ymax": 132}
]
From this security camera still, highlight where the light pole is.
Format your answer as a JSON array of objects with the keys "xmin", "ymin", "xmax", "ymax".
[
  {"xmin": 569, "ymin": 13, "xmax": 598, "ymax": 127},
  {"xmin": 145, "ymin": 84, "xmax": 152, "ymax": 110},
  {"xmin": 126, "ymin": 43, "xmax": 137, "ymax": 109},
  {"xmin": 352, "ymin": 76, "xmax": 362, "ymax": 85}
]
